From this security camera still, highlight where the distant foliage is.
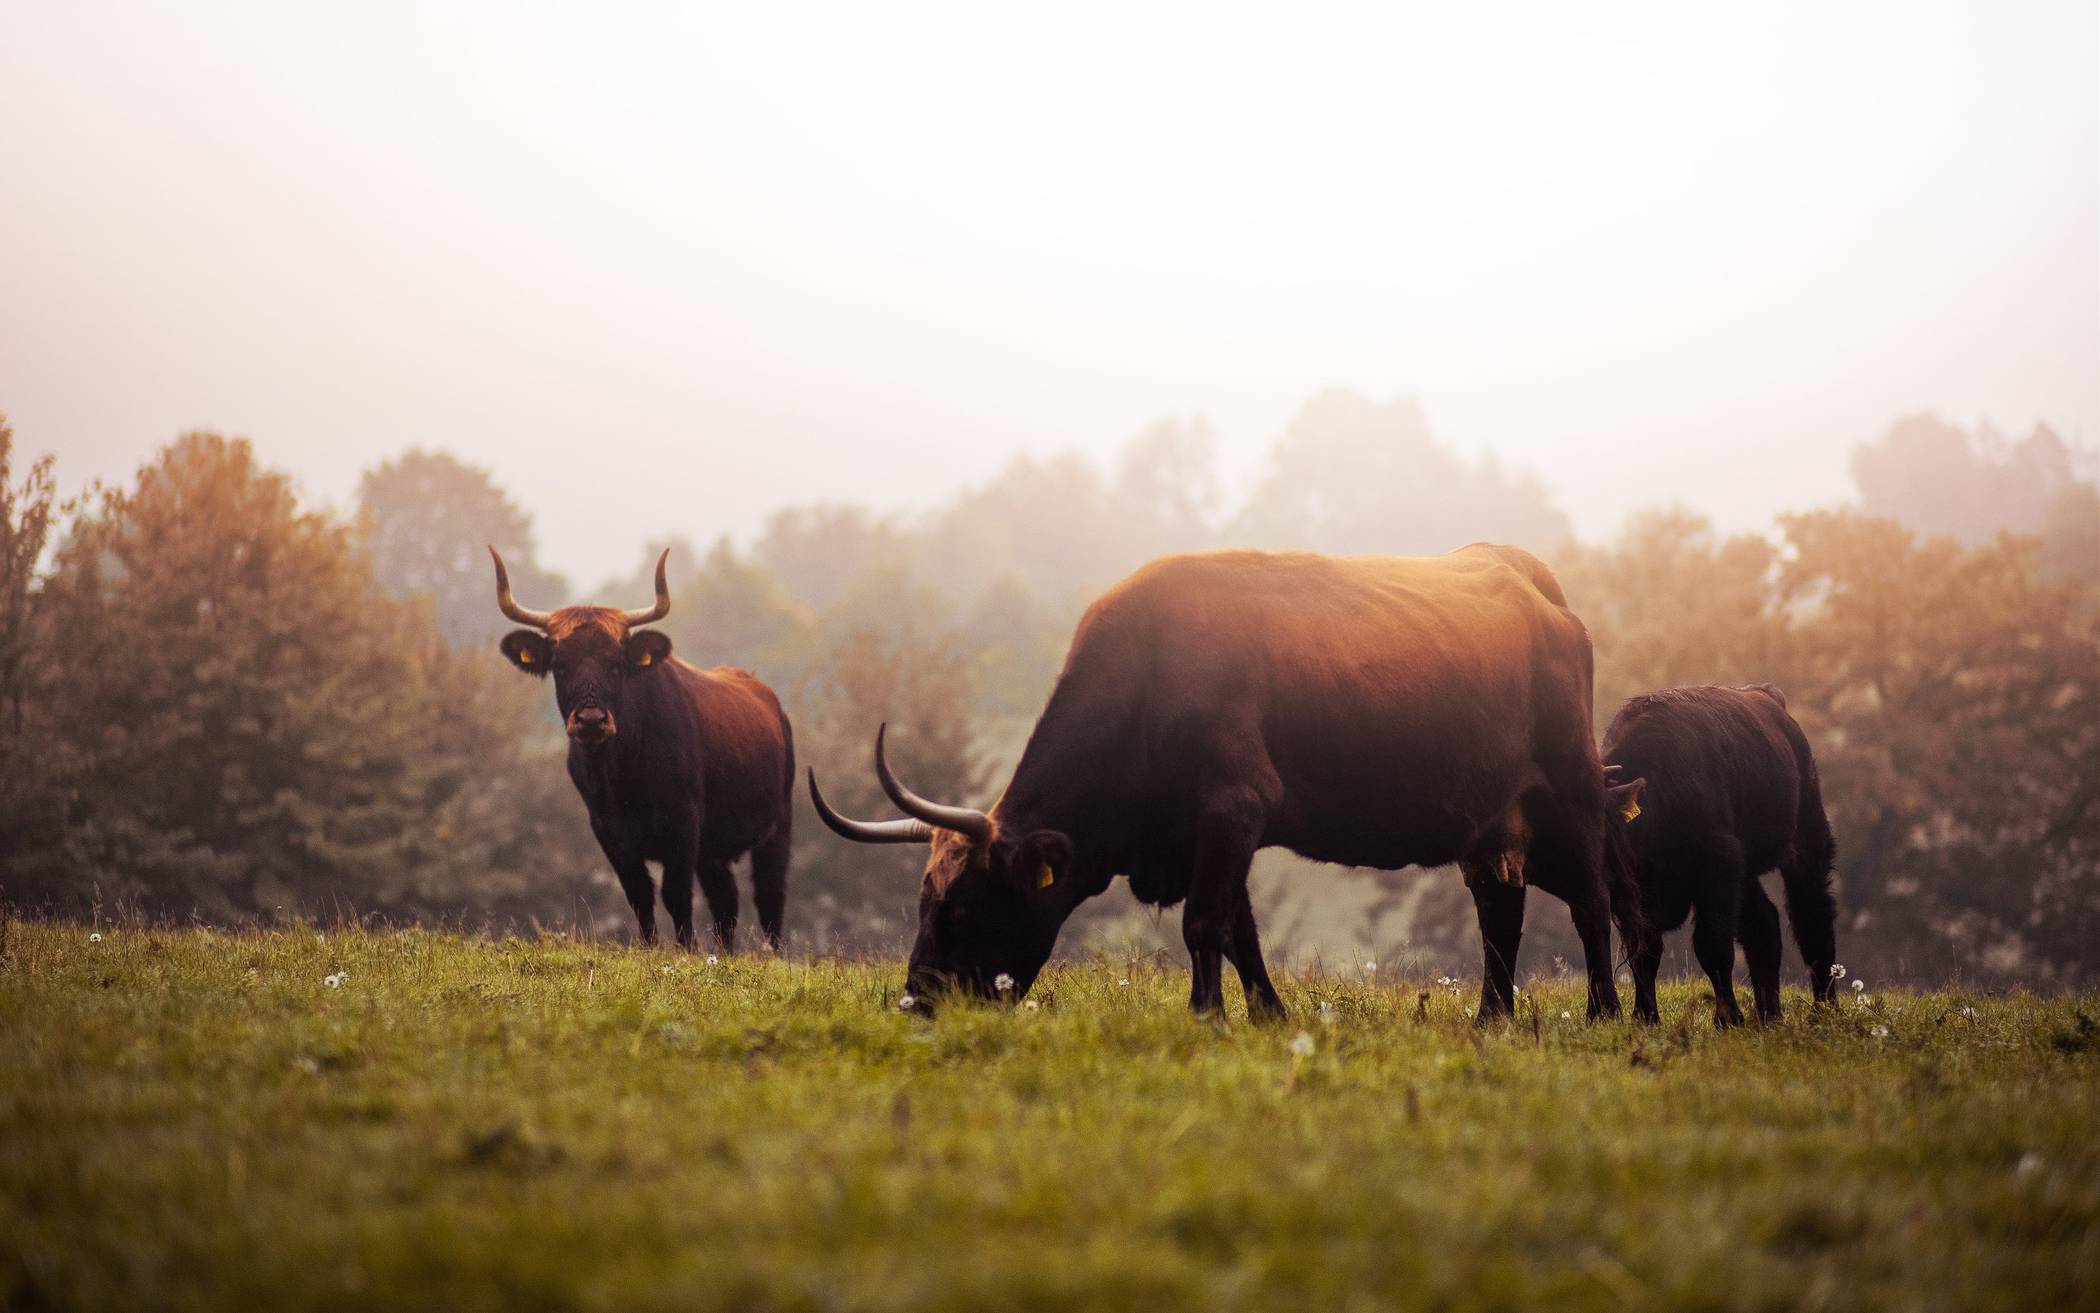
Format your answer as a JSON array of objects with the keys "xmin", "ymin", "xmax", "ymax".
[
  {"xmin": 1776, "ymin": 511, "xmax": 2098, "ymax": 986},
  {"xmin": 1852, "ymin": 413, "xmax": 2098, "ymax": 581},
  {"xmin": 5, "ymin": 401, "xmax": 2093, "ymax": 985},
  {"xmin": 1555, "ymin": 508, "xmax": 2099, "ymax": 986},
  {"xmin": 1227, "ymin": 389, "xmax": 1571, "ymax": 556}
]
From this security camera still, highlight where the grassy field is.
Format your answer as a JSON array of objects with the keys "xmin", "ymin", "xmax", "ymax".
[{"xmin": 1, "ymin": 922, "xmax": 2094, "ymax": 1312}]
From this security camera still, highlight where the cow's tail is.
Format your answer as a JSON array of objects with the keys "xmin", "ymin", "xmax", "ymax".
[{"xmin": 1777, "ymin": 715, "xmax": 1839, "ymax": 1000}]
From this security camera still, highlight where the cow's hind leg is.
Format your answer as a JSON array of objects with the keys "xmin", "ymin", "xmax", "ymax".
[
  {"xmin": 696, "ymin": 858, "xmax": 739, "ymax": 953},
  {"xmin": 1690, "ymin": 840, "xmax": 1747, "ymax": 1028},
  {"xmin": 661, "ymin": 859, "xmax": 697, "ymax": 949},
  {"xmin": 749, "ymin": 827, "xmax": 789, "ymax": 952},
  {"xmin": 1738, "ymin": 878, "xmax": 1784, "ymax": 1023},
  {"xmin": 1522, "ymin": 828, "xmax": 1622, "ymax": 1021},
  {"xmin": 1631, "ymin": 889, "xmax": 1667, "ymax": 1025},
  {"xmin": 1221, "ymin": 884, "xmax": 1285, "ymax": 1023},
  {"xmin": 1465, "ymin": 864, "xmax": 1526, "ymax": 1022}
]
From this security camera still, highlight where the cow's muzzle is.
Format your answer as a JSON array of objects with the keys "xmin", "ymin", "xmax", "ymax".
[{"xmin": 567, "ymin": 706, "xmax": 616, "ymax": 745}]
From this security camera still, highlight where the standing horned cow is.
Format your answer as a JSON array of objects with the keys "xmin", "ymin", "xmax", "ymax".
[{"xmin": 491, "ymin": 547, "xmax": 794, "ymax": 951}]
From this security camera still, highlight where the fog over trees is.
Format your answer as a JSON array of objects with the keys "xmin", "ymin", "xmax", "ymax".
[{"xmin": 3, "ymin": 397, "xmax": 2094, "ymax": 986}]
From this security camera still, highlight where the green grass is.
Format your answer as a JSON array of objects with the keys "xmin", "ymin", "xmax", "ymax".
[{"xmin": 1, "ymin": 922, "xmax": 2094, "ymax": 1312}]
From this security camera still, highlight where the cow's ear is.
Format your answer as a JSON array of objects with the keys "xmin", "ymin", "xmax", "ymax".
[
  {"xmin": 1609, "ymin": 777, "xmax": 1647, "ymax": 822},
  {"xmin": 500, "ymin": 630, "xmax": 553, "ymax": 676},
  {"xmin": 1015, "ymin": 830, "xmax": 1072, "ymax": 891},
  {"xmin": 626, "ymin": 629, "xmax": 672, "ymax": 671}
]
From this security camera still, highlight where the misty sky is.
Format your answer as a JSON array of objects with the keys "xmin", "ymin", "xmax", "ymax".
[{"xmin": 3, "ymin": 1, "xmax": 2094, "ymax": 587}]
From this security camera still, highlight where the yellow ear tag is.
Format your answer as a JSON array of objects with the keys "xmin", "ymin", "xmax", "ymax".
[
  {"xmin": 635, "ymin": 650, "xmax": 652, "ymax": 667},
  {"xmin": 1621, "ymin": 799, "xmax": 1642, "ymax": 822},
  {"xmin": 517, "ymin": 649, "xmax": 533, "ymax": 664},
  {"xmin": 1037, "ymin": 862, "xmax": 1056, "ymax": 888}
]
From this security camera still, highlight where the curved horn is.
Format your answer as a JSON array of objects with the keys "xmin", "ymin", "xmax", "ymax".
[
  {"xmin": 874, "ymin": 723, "xmax": 992, "ymax": 843},
  {"xmin": 621, "ymin": 548, "xmax": 672, "ymax": 627},
  {"xmin": 489, "ymin": 545, "xmax": 553, "ymax": 628},
  {"xmin": 807, "ymin": 768, "xmax": 933, "ymax": 845}
]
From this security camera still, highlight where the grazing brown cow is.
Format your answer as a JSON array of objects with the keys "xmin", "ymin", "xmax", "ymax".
[
  {"xmin": 492, "ymin": 548, "xmax": 793, "ymax": 950},
  {"xmin": 1601, "ymin": 684, "xmax": 1838, "ymax": 1026},
  {"xmin": 811, "ymin": 545, "xmax": 1641, "ymax": 1022}
]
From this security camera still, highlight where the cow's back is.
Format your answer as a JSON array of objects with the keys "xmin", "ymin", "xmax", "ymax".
[{"xmin": 1063, "ymin": 545, "xmax": 1595, "ymax": 869}]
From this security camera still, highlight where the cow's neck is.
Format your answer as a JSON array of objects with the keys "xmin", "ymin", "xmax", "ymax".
[
  {"xmin": 571, "ymin": 717, "xmax": 655, "ymax": 805},
  {"xmin": 992, "ymin": 690, "xmax": 1136, "ymax": 886}
]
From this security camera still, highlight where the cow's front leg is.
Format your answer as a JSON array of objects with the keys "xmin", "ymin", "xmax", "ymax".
[
  {"xmin": 1183, "ymin": 782, "xmax": 1268, "ymax": 1020},
  {"xmin": 660, "ymin": 813, "xmax": 703, "ymax": 950},
  {"xmin": 610, "ymin": 859, "xmax": 657, "ymax": 945},
  {"xmin": 591, "ymin": 817, "xmax": 660, "ymax": 945}
]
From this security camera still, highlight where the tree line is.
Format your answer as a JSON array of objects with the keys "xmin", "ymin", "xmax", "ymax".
[{"xmin": 2, "ymin": 395, "xmax": 2093, "ymax": 985}]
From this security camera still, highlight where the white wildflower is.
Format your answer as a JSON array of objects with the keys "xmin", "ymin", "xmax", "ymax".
[
  {"xmin": 993, "ymin": 973, "xmax": 1015, "ymax": 993},
  {"xmin": 1560, "ymin": 1010, "xmax": 1572, "ymax": 1020},
  {"xmin": 1870, "ymin": 1025, "xmax": 1889, "ymax": 1038},
  {"xmin": 1118, "ymin": 979, "xmax": 1131, "ymax": 988},
  {"xmin": 705, "ymin": 955, "xmax": 719, "ymax": 965},
  {"xmin": 88, "ymin": 932, "xmax": 102, "ymax": 944},
  {"xmin": 661, "ymin": 965, "xmax": 674, "ymax": 975},
  {"xmin": 2016, "ymin": 1152, "xmax": 2044, "ymax": 1179},
  {"xmin": 1960, "ymin": 1006, "xmax": 1975, "ymax": 1019},
  {"xmin": 1287, "ymin": 1031, "xmax": 1315, "ymax": 1058},
  {"xmin": 1363, "ymin": 961, "xmax": 1377, "ymax": 973},
  {"xmin": 1023, "ymin": 999, "xmax": 1039, "ymax": 1011},
  {"xmin": 1851, "ymin": 979, "xmax": 1865, "ymax": 993},
  {"xmin": 1830, "ymin": 963, "xmax": 1847, "ymax": 981},
  {"xmin": 323, "ymin": 973, "xmax": 342, "ymax": 989},
  {"xmin": 897, "ymin": 993, "xmax": 917, "ymax": 1011}
]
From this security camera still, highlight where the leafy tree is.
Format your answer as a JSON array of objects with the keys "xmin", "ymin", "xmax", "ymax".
[
  {"xmin": 1776, "ymin": 511, "xmax": 2099, "ymax": 985},
  {"xmin": 0, "ymin": 417, "xmax": 78, "ymax": 898},
  {"xmin": 14, "ymin": 433, "xmax": 604, "ymax": 923},
  {"xmin": 357, "ymin": 448, "xmax": 566, "ymax": 646},
  {"xmin": 1228, "ymin": 388, "xmax": 1571, "ymax": 556}
]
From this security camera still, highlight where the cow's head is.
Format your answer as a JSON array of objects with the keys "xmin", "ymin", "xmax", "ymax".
[
  {"xmin": 807, "ymin": 726, "xmax": 1075, "ymax": 1011},
  {"xmin": 491, "ymin": 546, "xmax": 673, "ymax": 749}
]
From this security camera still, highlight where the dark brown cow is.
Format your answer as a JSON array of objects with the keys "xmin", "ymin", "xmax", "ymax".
[
  {"xmin": 492, "ymin": 548, "xmax": 793, "ymax": 950},
  {"xmin": 1601, "ymin": 684, "xmax": 1838, "ymax": 1026},
  {"xmin": 811, "ymin": 545, "xmax": 1641, "ymax": 1021}
]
